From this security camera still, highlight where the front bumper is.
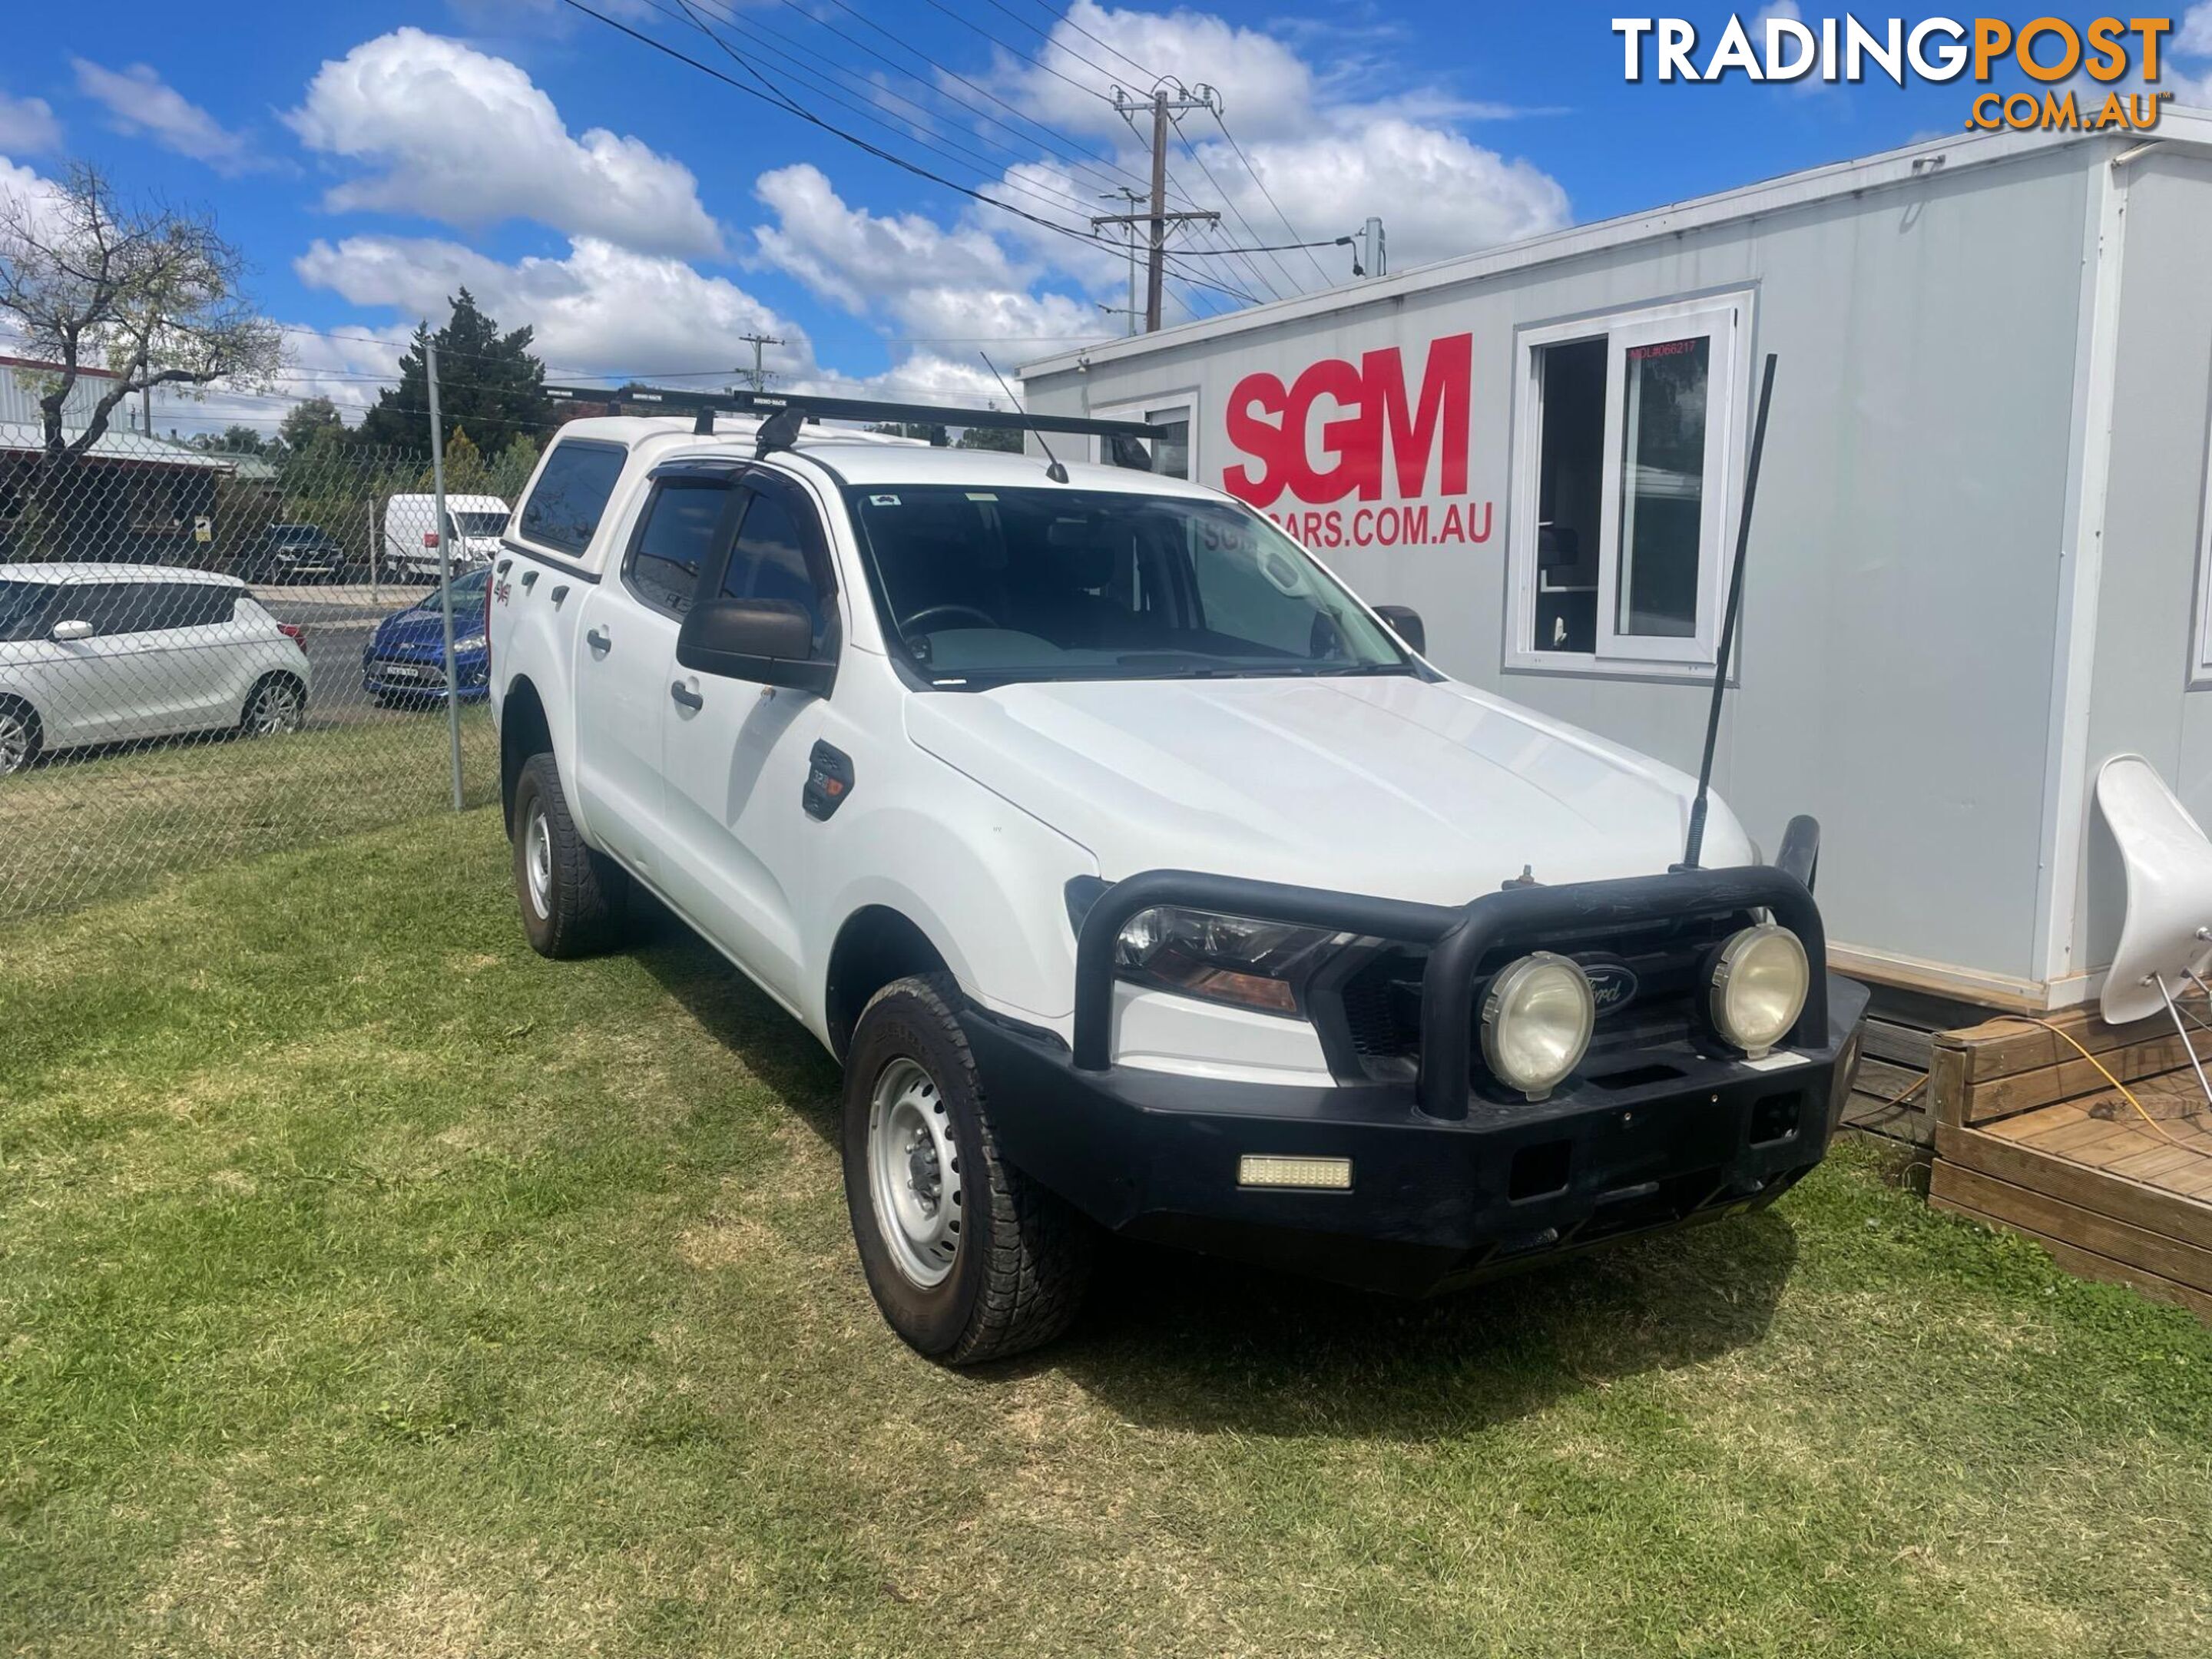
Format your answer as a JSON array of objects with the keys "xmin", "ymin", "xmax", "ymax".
[
  {"xmin": 963, "ymin": 858, "xmax": 1870, "ymax": 1296},
  {"xmin": 363, "ymin": 653, "xmax": 490, "ymax": 700}
]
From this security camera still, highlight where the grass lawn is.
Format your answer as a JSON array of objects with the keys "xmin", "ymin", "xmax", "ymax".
[
  {"xmin": 0, "ymin": 711, "xmax": 495, "ymax": 923},
  {"xmin": 4, "ymin": 808, "xmax": 2210, "ymax": 1657}
]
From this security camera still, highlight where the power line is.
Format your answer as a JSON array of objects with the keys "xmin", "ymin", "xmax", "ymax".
[
  {"xmin": 1208, "ymin": 106, "xmax": 1334, "ymax": 286},
  {"xmin": 1167, "ymin": 111, "xmax": 1307, "ymax": 300},
  {"xmin": 1016, "ymin": 0, "xmax": 1160, "ymax": 84},
  {"xmin": 689, "ymin": 0, "xmax": 1253, "ymax": 318},
  {"xmin": 565, "ymin": 0, "xmax": 1261, "ymax": 309}
]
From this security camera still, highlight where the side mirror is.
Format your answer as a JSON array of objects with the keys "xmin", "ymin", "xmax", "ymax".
[
  {"xmin": 50, "ymin": 619, "xmax": 94, "ymax": 643},
  {"xmin": 1373, "ymin": 604, "xmax": 1425, "ymax": 657},
  {"xmin": 677, "ymin": 598, "xmax": 834, "ymax": 696}
]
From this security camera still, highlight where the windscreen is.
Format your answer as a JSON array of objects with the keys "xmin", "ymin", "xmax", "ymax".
[
  {"xmin": 843, "ymin": 485, "xmax": 1409, "ymax": 685},
  {"xmin": 449, "ymin": 511, "xmax": 508, "ymax": 538},
  {"xmin": 412, "ymin": 566, "xmax": 492, "ymax": 613}
]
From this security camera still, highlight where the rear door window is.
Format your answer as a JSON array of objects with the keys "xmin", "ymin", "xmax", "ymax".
[
  {"xmin": 519, "ymin": 440, "xmax": 627, "ymax": 557},
  {"xmin": 165, "ymin": 584, "xmax": 239, "ymax": 628}
]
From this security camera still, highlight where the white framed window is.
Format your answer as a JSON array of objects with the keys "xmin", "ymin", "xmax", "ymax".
[
  {"xmin": 1505, "ymin": 293, "xmax": 1753, "ymax": 677},
  {"xmin": 1093, "ymin": 392, "xmax": 1197, "ymax": 480}
]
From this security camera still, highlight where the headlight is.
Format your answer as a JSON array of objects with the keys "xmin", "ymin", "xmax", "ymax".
[
  {"xmin": 1480, "ymin": 952, "xmax": 1594, "ymax": 1101},
  {"xmin": 452, "ymin": 634, "xmax": 487, "ymax": 654},
  {"xmin": 1114, "ymin": 906, "xmax": 1339, "ymax": 1015},
  {"xmin": 1709, "ymin": 924, "xmax": 1810, "ymax": 1058}
]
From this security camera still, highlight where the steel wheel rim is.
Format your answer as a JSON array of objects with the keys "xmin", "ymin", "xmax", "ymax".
[
  {"xmin": 524, "ymin": 805, "xmax": 553, "ymax": 920},
  {"xmin": 0, "ymin": 712, "xmax": 27, "ymax": 776},
  {"xmin": 866, "ymin": 1056, "xmax": 963, "ymax": 1288},
  {"xmin": 250, "ymin": 682, "xmax": 301, "ymax": 736}
]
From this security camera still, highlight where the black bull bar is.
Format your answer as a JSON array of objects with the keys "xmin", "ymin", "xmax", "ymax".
[{"xmin": 1071, "ymin": 861, "xmax": 1827, "ymax": 1114}]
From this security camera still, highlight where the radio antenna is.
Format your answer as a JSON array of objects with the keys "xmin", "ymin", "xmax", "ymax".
[
  {"xmin": 1681, "ymin": 352, "xmax": 1778, "ymax": 871},
  {"xmin": 979, "ymin": 352, "xmax": 1068, "ymax": 483}
]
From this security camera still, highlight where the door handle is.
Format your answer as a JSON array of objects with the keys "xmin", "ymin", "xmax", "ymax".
[
  {"xmin": 670, "ymin": 680, "xmax": 704, "ymax": 711},
  {"xmin": 586, "ymin": 628, "xmax": 611, "ymax": 653}
]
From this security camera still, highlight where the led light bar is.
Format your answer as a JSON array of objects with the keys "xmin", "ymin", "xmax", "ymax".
[{"xmin": 1237, "ymin": 1154, "xmax": 1353, "ymax": 1191}]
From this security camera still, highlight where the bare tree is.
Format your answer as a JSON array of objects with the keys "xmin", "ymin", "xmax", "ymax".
[{"xmin": 0, "ymin": 161, "xmax": 283, "ymax": 459}]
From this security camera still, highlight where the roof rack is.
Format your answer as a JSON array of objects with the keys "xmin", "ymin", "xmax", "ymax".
[{"xmin": 541, "ymin": 382, "xmax": 1161, "ymax": 469}]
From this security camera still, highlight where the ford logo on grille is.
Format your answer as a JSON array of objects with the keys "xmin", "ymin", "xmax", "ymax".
[{"xmin": 1586, "ymin": 963, "xmax": 1640, "ymax": 1014}]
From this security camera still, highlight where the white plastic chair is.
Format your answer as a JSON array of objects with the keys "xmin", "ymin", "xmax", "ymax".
[{"xmin": 2094, "ymin": 754, "xmax": 2212, "ymax": 1104}]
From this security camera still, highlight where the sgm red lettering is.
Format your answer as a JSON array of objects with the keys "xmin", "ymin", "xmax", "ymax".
[{"xmin": 1223, "ymin": 333, "xmax": 1473, "ymax": 510}]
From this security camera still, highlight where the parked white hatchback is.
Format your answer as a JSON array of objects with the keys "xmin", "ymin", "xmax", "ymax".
[{"xmin": 0, "ymin": 564, "xmax": 313, "ymax": 775}]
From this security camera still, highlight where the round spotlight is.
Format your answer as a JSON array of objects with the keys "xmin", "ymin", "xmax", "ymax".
[
  {"xmin": 1481, "ymin": 952, "xmax": 1595, "ymax": 1101},
  {"xmin": 1710, "ymin": 924, "xmax": 1810, "ymax": 1058}
]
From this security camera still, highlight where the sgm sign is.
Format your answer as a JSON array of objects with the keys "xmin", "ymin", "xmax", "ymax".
[
  {"xmin": 1221, "ymin": 334, "xmax": 1493, "ymax": 551},
  {"xmin": 1613, "ymin": 15, "xmax": 2174, "ymax": 83}
]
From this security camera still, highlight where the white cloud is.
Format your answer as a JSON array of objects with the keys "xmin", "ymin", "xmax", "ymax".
[
  {"xmin": 750, "ymin": 164, "xmax": 1110, "ymax": 356},
  {"xmin": 144, "ymin": 321, "xmax": 413, "ymax": 438},
  {"xmin": 2181, "ymin": 3, "xmax": 2212, "ymax": 58},
  {"xmin": 294, "ymin": 224, "xmax": 1057, "ymax": 416},
  {"xmin": 965, "ymin": 1, "xmax": 1568, "ymax": 291},
  {"xmin": 287, "ymin": 28, "xmax": 721, "ymax": 258},
  {"xmin": 0, "ymin": 154, "xmax": 63, "ymax": 226},
  {"xmin": 295, "ymin": 233, "xmax": 808, "ymax": 385},
  {"xmin": 71, "ymin": 60, "xmax": 264, "ymax": 176},
  {"xmin": 1180, "ymin": 119, "xmax": 1568, "ymax": 274},
  {"xmin": 985, "ymin": 1, "xmax": 1319, "ymax": 142},
  {"xmin": 0, "ymin": 92, "xmax": 61, "ymax": 155}
]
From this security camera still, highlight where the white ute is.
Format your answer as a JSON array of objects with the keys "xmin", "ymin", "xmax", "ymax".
[{"xmin": 488, "ymin": 389, "xmax": 1866, "ymax": 1363}]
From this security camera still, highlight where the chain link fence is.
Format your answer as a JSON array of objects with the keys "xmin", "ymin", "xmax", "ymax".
[{"xmin": 0, "ymin": 422, "xmax": 538, "ymax": 923}]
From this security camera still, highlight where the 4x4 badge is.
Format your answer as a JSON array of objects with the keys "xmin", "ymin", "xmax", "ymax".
[{"xmin": 1586, "ymin": 963, "xmax": 1639, "ymax": 1014}]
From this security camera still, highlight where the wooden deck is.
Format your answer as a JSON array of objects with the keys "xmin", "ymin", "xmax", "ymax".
[{"xmin": 1926, "ymin": 1002, "xmax": 2212, "ymax": 1320}]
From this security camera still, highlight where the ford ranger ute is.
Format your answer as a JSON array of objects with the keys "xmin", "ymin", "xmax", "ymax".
[{"xmin": 487, "ymin": 387, "xmax": 1869, "ymax": 1365}]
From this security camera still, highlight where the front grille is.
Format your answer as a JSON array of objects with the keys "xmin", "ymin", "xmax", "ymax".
[{"xmin": 1319, "ymin": 907, "xmax": 1757, "ymax": 1085}]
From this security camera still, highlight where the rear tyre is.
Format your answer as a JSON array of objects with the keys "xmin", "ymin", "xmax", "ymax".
[
  {"xmin": 511, "ymin": 751, "xmax": 628, "ymax": 959},
  {"xmin": 842, "ymin": 973, "xmax": 1093, "ymax": 1363},
  {"xmin": 240, "ymin": 674, "xmax": 306, "ymax": 738},
  {"xmin": 0, "ymin": 699, "xmax": 41, "ymax": 777}
]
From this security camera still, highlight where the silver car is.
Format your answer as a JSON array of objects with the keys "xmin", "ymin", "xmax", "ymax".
[{"xmin": 0, "ymin": 564, "xmax": 313, "ymax": 775}]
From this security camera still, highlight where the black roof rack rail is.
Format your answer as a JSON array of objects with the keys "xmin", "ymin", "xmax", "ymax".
[{"xmin": 542, "ymin": 382, "xmax": 1161, "ymax": 468}]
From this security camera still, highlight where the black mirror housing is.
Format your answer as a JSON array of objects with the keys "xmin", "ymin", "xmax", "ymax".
[
  {"xmin": 677, "ymin": 598, "xmax": 835, "ymax": 695},
  {"xmin": 1373, "ymin": 604, "xmax": 1426, "ymax": 657}
]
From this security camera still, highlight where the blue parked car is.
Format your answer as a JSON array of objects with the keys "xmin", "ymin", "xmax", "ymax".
[{"xmin": 363, "ymin": 567, "xmax": 492, "ymax": 704}]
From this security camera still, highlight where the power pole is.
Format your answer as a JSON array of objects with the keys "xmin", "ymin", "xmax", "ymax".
[
  {"xmin": 1100, "ymin": 81, "xmax": 1220, "ymax": 331},
  {"xmin": 1094, "ymin": 187, "xmax": 1144, "ymax": 335},
  {"xmin": 737, "ymin": 331, "xmax": 783, "ymax": 392}
]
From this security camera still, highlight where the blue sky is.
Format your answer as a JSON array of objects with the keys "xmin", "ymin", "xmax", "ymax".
[{"xmin": 1, "ymin": 2, "xmax": 2203, "ymax": 433}]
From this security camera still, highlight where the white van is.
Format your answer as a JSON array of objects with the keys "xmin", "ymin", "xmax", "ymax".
[{"xmin": 382, "ymin": 494, "xmax": 510, "ymax": 582}]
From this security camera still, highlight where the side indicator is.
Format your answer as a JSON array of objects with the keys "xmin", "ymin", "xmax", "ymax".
[{"xmin": 804, "ymin": 741, "xmax": 855, "ymax": 820}]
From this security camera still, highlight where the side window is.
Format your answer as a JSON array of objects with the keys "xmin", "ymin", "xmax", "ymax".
[
  {"xmin": 0, "ymin": 581, "xmax": 58, "ymax": 642},
  {"xmin": 719, "ymin": 485, "xmax": 833, "ymax": 652},
  {"xmin": 61, "ymin": 583, "xmax": 164, "ymax": 637},
  {"xmin": 1508, "ymin": 294, "xmax": 1749, "ymax": 674},
  {"xmin": 625, "ymin": 478, "xmax": 730, "ymax": 616},
  {"xmin": 164, "ymin": 584, "xmax": 237, "ymax": 628},
  {"xmin": 519, "ymin": 440, "xmax": 627, "ymax": 556}
]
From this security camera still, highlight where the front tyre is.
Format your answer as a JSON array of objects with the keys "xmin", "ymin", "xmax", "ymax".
[
  {"xmin": 510, "ymin": 751, "xmax": 628, "ymax": 958},
  {"xmin": 842, "ymin": 974, "xmax": 1093, "ymax": 1363}
]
